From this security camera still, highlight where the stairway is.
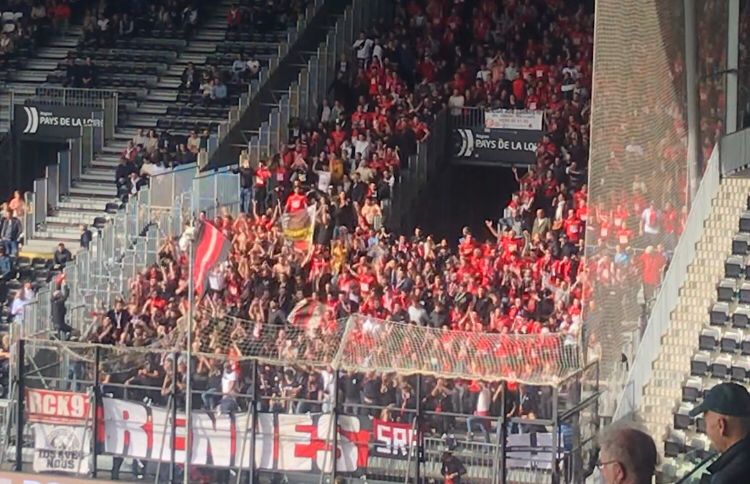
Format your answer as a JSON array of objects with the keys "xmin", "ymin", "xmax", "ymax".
[
  {"xmin": 639, "ymin": 176, "xmax": 750, "ymax": 452},
  {"xmin": 209, "ymin": 0, "xmax": 351, "ymax": 168},
  {"xmin": 21, "ymin": 1, "xmax": 328, "ymax": 255},
  {"xmin": 0, "ymin": 27, "xmax": 82, "ymax": 133}
]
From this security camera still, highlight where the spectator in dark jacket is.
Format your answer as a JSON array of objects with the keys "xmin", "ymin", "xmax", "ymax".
[
  {"xmin": 688, "ymin": 383, "xmax": 750, "ymax": 484},
  {"xmin": 0, "ymin": 210, "xmax": 22, "ymax": 257},
  {"xmin": 80, "ymin": 224, "xmax": 93, "ymax": 250},
  {"xmin": 51, "ymin": 282, "xmax": 73, "ymax": 339},
  {"xmin": 53, "ymin": 243, "xmax": 73, "ymax": 269}
]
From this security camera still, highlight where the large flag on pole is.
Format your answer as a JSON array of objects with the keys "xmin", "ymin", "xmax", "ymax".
[
  {"xmin": 192, "ymin": 221, "xmax": 231, "ymax": 297},
  {"xmin": 281, "ymin": 205, "xmax": 316, "ymax": 253}
]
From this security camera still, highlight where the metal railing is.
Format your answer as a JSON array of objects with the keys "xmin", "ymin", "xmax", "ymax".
[
  {"xmin": 9, "ymin": 338, "xmax": 600, "ymax": 484},
  {"xmin": 24, "ymin": 126, "xmax": 95, "ymax": 242},
  {"xmin": 720, "ymin": 126, "xmax": 750, "ymax": 175}
]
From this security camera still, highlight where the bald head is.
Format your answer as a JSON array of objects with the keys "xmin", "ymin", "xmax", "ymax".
[{"xmin": 598, "ymin": 425, "xmax": 656, "ymax": 484}]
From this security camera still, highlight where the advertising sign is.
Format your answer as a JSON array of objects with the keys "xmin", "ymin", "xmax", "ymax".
[
  {"xmin": 452, "ymin": 127, "xmax": 542, "ymax": 165},
  {"xmin": 14, "ymin": 103, "xmax": 104, "ymax": 139}
]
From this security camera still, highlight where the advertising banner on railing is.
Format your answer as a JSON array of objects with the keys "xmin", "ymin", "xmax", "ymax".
[
  {"xmin": 25, "ymin": 389, "xmax": 92, "ymax": 475},
  {"xmin": 14, "ymin": 103, "xmax": 104, "ymax": 140},
  {"xmin": 484, "ymin": 109, "xmax": 543, "ymax": 131},
  {"xmin": 451, "ymin": 127, "xmax": 542, "ymax": 165}
]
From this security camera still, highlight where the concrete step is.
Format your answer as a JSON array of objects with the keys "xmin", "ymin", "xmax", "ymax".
[
  {"xmin": 68, "ymin": 183, "xmax": 117, "ymax": 198},
  {"xmin": 58, "ymin": 198, "xmax": 111, "ymax": 212}
]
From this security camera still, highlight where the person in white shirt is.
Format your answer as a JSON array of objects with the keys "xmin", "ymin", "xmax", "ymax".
[
  {"xmin": 246, "ymin": 57, "xmax": 260, "ymax": 75},
  {"xmin": 352, "ymin": 31, "xmax": 373, "ymax": 66},
  {"xmin": 448, "ymin": 89, "xmax": 465, "ymax": 116},
  {"xmin": 504, "ymin": 61, "xmax": 519, "ymax": 81},
  {"xmin": 231, "ymin": 54, "xmax": 246, "ymax": 82},
  {"xmin": 467, "ymin": 382, "xmax": 491, "ymax": 443},
  {"xmin": 640, "ymin": 202, "xmax": 660, "ymax": 238},
  {"xmin": 352, "ymin": 133, "xmax": 370, "ymax": 158},
  {"xmin": 371, "ymin": 38, "xmax": 384, "ymax": 64}
]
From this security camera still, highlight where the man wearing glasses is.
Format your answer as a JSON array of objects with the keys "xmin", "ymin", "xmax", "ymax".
[
  {"xmin": 596, "ymin": 425, "xmax": 656, "ymax": 484},
  {"xmin": 688, "ymin": 382, "xmax": 750, "ymax": 484}
]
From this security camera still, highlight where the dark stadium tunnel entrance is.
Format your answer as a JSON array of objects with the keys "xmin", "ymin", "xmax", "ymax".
[{"xmin": 417, "ymin": 164, "xmax": 518, "ymax": 243}]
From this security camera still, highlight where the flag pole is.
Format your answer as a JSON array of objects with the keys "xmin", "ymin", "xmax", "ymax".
[{"xmin": 184, "ymin": 236, "xmax": 194, "ymax": 484}]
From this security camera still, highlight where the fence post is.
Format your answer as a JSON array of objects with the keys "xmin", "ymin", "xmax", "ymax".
[
  {"xmin": 169, "ymin": 351, "xmax": 179, "ymax": 483},
  {"xmin": 494, "ymin": 381, "xmax": 507, "ymax": 484},
  {"xmin": 552, "ymin": 385, "xmax": 560, "ymax": 484},
  {"xmin": 92, "ymin": 345, "xmax": 101, "ymax": 478},
  {"xmin": 14, "ymin": 339, "xmax": 24, "ymax": 471},
  {"xmin": 415, "ymin": 374, "xmax": 422, "ymax": 483},
  {"xmin": 330, "ymin": 369, "xmax": 340, "ymax": 481},
  {"xmin": 248, "ymin": 359, "xmax": 258, "ymax": 484}
]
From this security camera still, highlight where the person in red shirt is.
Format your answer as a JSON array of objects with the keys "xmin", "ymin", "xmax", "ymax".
[
  {"xmin": 227, "ymin": 4, "xmax": 242, "ymax": 29},
  {"xmin": 284, "ymin": 185, "xmax": 307, "ymax": 213},
  {"xmin": 563, "ymin": 209, "xmax": 583, "ymax": 243},
  {"xmin": 639, "ymin": 245, "xmax": 666, "ymax": 303}
]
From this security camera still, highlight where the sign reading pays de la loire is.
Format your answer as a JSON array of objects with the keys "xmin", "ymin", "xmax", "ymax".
[
  {"xmin": 452, "ymin": 127, "xmax": 541, "ymax": 165},
  {"xmin": 14, "ymin": 103, "xmax": 104, "ymax": 139}
]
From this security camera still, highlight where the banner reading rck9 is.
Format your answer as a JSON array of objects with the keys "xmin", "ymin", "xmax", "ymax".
[{"xmin": 25, "ymin": 389, "xmax": 91, "ymax": 425}]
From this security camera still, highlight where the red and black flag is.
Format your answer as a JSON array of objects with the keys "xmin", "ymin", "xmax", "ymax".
[{"xmin": 192, "ymin": 221, "xmax": 231, "ymax": 297}]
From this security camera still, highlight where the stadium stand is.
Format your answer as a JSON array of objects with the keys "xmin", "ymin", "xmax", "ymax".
[{"xmin": 0, "ymin": 0, "xmax": 80, "ymax": 133}]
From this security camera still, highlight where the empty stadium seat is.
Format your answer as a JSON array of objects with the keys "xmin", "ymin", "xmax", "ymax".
[
  {"xmin": 721, "ymin": 329, "xmax": 743, "ymax": 353},
  {"xmin": 733, "ymin": 233, "xmax": 750, "ymax": 255},
  {"xmin": 700, "ymin": 327, "xmax": 721, "ymax": 350},
  {"xmin": 664, "ymin": 431, "xmax": 685, "ymax": 458},
  {"xmin": 717, "ymin": 278, "xmax": 737, "ymax": 302},
  {"xmin": 740, "ymin": 210, "xmax": 750, "ymax": 233},
  {"xmin": 740, "ymin": 282, "xmax": 750, "ymax": 304},
  {"xmin": 681, "ymin": 377, "xmax": 703, "ymax": 402},
  {"xmin": 725, "ymin": 255, "xmax": 745, "ymax": 278},
  {"xmin": 712, "ymin": 354, "xmax": 733, "ymax": 378},
  {"xmin": 731, "ymin": 356, "xmax": 750, "ymax": 382},
  {"xmin": 709, "ymin": 303, "xmax": 730, "ymax": 326},
  {"xmin": 742, "ymin": 335, "xmax": 750, "ymax": 355},
  {"xmin": 733, "ymin": 305, "xmax": 750, "ymax": 328},
  {"xmin": 685, "ymin": 435, "xmax": 711, "ymax": 460},
  {"xmin": 673, "ymin": 404, "xmax": 693, "ymax": 430},
  {"xmin": 691, "ymin": 351, "xmax": 711, "ymax": 376},
  {"xmin": 696, "ymin": 415, "xmax": 707, "ymax": 434}
]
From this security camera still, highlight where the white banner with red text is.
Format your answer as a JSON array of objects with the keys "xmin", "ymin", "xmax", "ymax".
[{"xmin": 25, "ymin": 389, "xmax": 92, "ymax": 475}]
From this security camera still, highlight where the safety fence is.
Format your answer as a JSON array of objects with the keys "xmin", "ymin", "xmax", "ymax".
[
  {"xmin": 23, "ymin": 125, "xmax": 95, "ymax": 245},
  {"xmin": 2, "ymin": 336, "xmax": 600, "ymax": 484}
]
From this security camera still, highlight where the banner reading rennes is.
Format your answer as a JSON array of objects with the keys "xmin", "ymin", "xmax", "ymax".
[{"xmin": 102, "ymin": 398, "xmax": 415, "ymax": 473}]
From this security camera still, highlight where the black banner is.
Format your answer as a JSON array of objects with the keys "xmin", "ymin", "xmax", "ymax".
[
  {"xmin": 451, "ymin": 127, "xmax": 542, "ymax": 166},
  {"xmin": 14, "ymin": 103, "xmax": 104, "ymax": 139}
]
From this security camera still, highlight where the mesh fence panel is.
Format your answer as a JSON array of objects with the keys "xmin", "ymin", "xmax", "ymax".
[{"xmin": 586, "ymin": 0, "xmax": 688, "ymax": 377}]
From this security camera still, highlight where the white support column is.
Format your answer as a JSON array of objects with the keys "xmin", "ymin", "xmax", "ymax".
[
  {"xmin": 726, "ymin": 0, "xmax": 740, "ymax": 134},
  {"xmin": 684, "ymin": 0, "xmax": 700, "ymax": 203}
]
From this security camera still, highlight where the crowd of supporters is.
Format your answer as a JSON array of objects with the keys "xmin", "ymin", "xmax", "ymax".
[
  {"xmin": 71, "ymin": 1, "xmax": 598, "ymax": 440},
  {"xmin": 114, "ymin": 128, "xmax": 211, "ymax": 202}
]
